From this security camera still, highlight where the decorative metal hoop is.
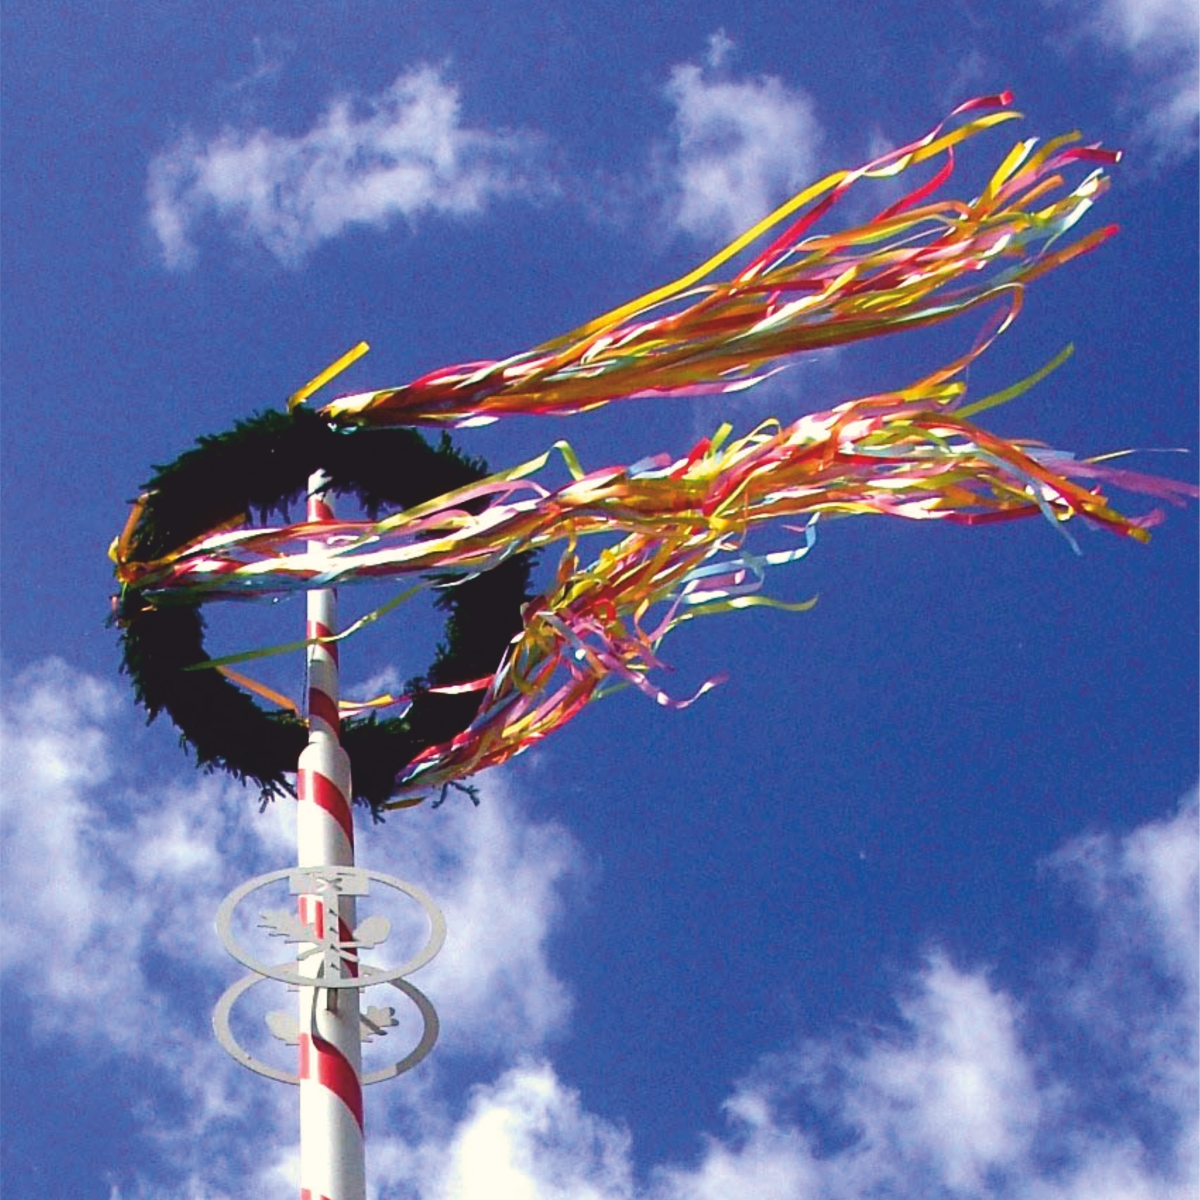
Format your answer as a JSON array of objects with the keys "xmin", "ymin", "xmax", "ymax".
[
  {"xmin": 212, "ymin": 970, "xmax": 440, "ymax": 1085},
  {"xmin": 215, "ymin": 866, "xmax": 446, "ymax": 989}
]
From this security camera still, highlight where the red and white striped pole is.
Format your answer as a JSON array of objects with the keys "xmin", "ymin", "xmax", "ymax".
[{"xmin": 296, "ymin": 473, "xmax": 365, "ymax": 1200}]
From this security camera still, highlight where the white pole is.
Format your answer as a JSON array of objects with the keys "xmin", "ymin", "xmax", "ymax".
[{"xmin": 296, "ymin": 473, "xmax": 366, "ymax": 1200}]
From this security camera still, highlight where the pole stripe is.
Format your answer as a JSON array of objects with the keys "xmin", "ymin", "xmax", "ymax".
[
  {"xmin": 307, "ymin": 616, "xmax": 340, "ymax": 739},
  {"xmin": 295, "ymin": 897, "xmax": 356, "ymax": 955},
  {"xmin": 298, "ymin": 897, "xmax": 357, "ymax": 975},
  {"xmin": 307, "ymin": 619, "xmax": 340, "ymax": 668},
  {"xmin": 308, "ymin": 493, "xmax": 336, "ymax": 523},
  {"xmin": 299, "ymin": 1033, "xmax": 364, "ymax": 1130},
  {"xmin": 337, "ymin": 914, "xmax": 359, "ymax": 978},
  {"xmin": 299, "ymin": 895, "xmax": 324, "ymax": 940},
  {"xmin": 297, "ymin": 768, "xmax": 355, "ymax": 849},
  {"xmin": 306, "ymin": 688, "xmax": 341, "ymax": 737}
]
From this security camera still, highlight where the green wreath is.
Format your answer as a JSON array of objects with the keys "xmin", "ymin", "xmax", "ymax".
[{"xmin": 115, "ymin": 406, "xmax": 534, "ymax": 816}]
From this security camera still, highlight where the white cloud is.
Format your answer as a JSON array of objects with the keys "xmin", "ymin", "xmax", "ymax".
[
  {"xmin": 345, "ymin": 664, "xmax": 406, "ymax": 705},
  {"xmin": 661, "ymin": 51, "xmax": 823, "ymax": 242},
  {"xmin": 652, "ymin": 956, "xmax": 1040, "ymax": 1199},
  {"xmin": 0, "ymin": 659, "xmax": 115, "ymax": 954},
  {"xmin": 377, "ymin": 792, "xmax": 1199, "ymax": 1200},
  {"xmin": 384, "ymin": 791, "xmax": 580, "ymax": 1056},
  {"xmin": 844, "ymin": 956, "xmax": 1039, "ymax": 1192},
  {"xmin": 431, "ymin": 1063, "xmax": 635, "ymax": 1200},
  {"xmin": 0, "ymin": 665, "xmax": 316, "ymax": 1137},
  {"xmin": 703, "ymin": 30, "xmax": 736, "ymax": 72},
  {"xmin": 1060, "ymin": 0, "xmax": 1198, "ymax": 160},
  {"xmin": 0, "ymin": 659, "xmax": 158, "ymax": 1046},
  {"xmin": 1048, "ymin": 789, "xmax": 1199, "ymax": 993},
  {"xmin": 1096, "ymin": 0, "xmax": 1197, "ymax": 55},
  {"xmin": 147, "ymin": 65, "xmax": 550, "ymax": 268}
]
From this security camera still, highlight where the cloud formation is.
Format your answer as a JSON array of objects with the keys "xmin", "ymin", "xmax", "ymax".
[
  {"xmin": 147, "ymin": 65, "xmax": 549, "ymax": 268},
  {"xmin": 146, "ymin": 50, "xmax": 826, "ymax": 269},
  {"xmin": 0, "ymin": 658, "xmax": 241, "ymax": 1050},
  {"xmin": 384, "ymin": 799, "xmax": 1197, "ymax": 1199},
  {"xmin": 1066, "ymin": 0, "xmax": 1198, "ymax": 159},
  {"xmin": 145, "ymin": 32, "xmax": 1192, "ymax": 280},
  {"xmin": 394, "ymin": 796, "xmax": 580, "ymax": 1057},
  {"xmin": 660, "ymin": 56, "xmax": 822, "ymax": 242},
  {"xmin": 4, "ymin": 659, "xmax": 1194, "ymax": 1199}
]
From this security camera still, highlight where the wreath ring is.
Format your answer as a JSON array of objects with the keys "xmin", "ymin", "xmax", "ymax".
[{"xmin": 114, "ymin": 406, "xmax": 533, "ymax": 816}]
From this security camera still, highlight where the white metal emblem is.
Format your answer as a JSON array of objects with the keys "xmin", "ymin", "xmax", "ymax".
[{"xmin": 213, "ymin": 866, "xmax": 445, "ymax": 1084}]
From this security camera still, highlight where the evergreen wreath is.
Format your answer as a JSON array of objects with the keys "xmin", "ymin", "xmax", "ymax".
[{"xmin": 115, "ymin": 406, "xmax": 534, "ymax": 816}]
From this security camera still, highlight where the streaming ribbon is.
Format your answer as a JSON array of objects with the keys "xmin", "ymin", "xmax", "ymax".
[
  {"xmin": 113, "ymin": 93, "xmax": 1197, "ymax": 805},
  {"xmin": 323, "ymin": 92, "xmax": 1118, "ymax": 429},
  {"xmin": 116, "ymin": 354, "xmax": 1197, "ymax": 802}
]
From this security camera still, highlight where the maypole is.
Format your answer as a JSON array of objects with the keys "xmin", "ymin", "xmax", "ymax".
[
  {"xmin": 210, "ymin": 351, "xmax": 446, "ymax": 1195},
  {"xmin": 295, "ymin": 473, "xmax": 364, "ymax": 1200}
]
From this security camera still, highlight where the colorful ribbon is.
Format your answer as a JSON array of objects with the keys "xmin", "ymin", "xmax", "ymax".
[
  {"xmin": 322, "ymin": 93, "xmax": 1118, "ymax": 429},
  {"xmin": 114, "ymin": 94, "xmax": 1196, "ymax": 806}
]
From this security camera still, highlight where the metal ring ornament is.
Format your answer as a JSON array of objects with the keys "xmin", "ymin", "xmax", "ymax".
[
  {"xmin": 215, "ymin": 866, "xmax": 447, "ymax": 989},
  {"xmin": 212, "ymin": 970, "xmax": 440, "ymax": 1086}
]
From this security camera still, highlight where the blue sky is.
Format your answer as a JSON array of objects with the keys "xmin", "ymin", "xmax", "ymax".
[{"xmin": 1, "ymin": 2, "xmax": 1196, "ymax": 1198}]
